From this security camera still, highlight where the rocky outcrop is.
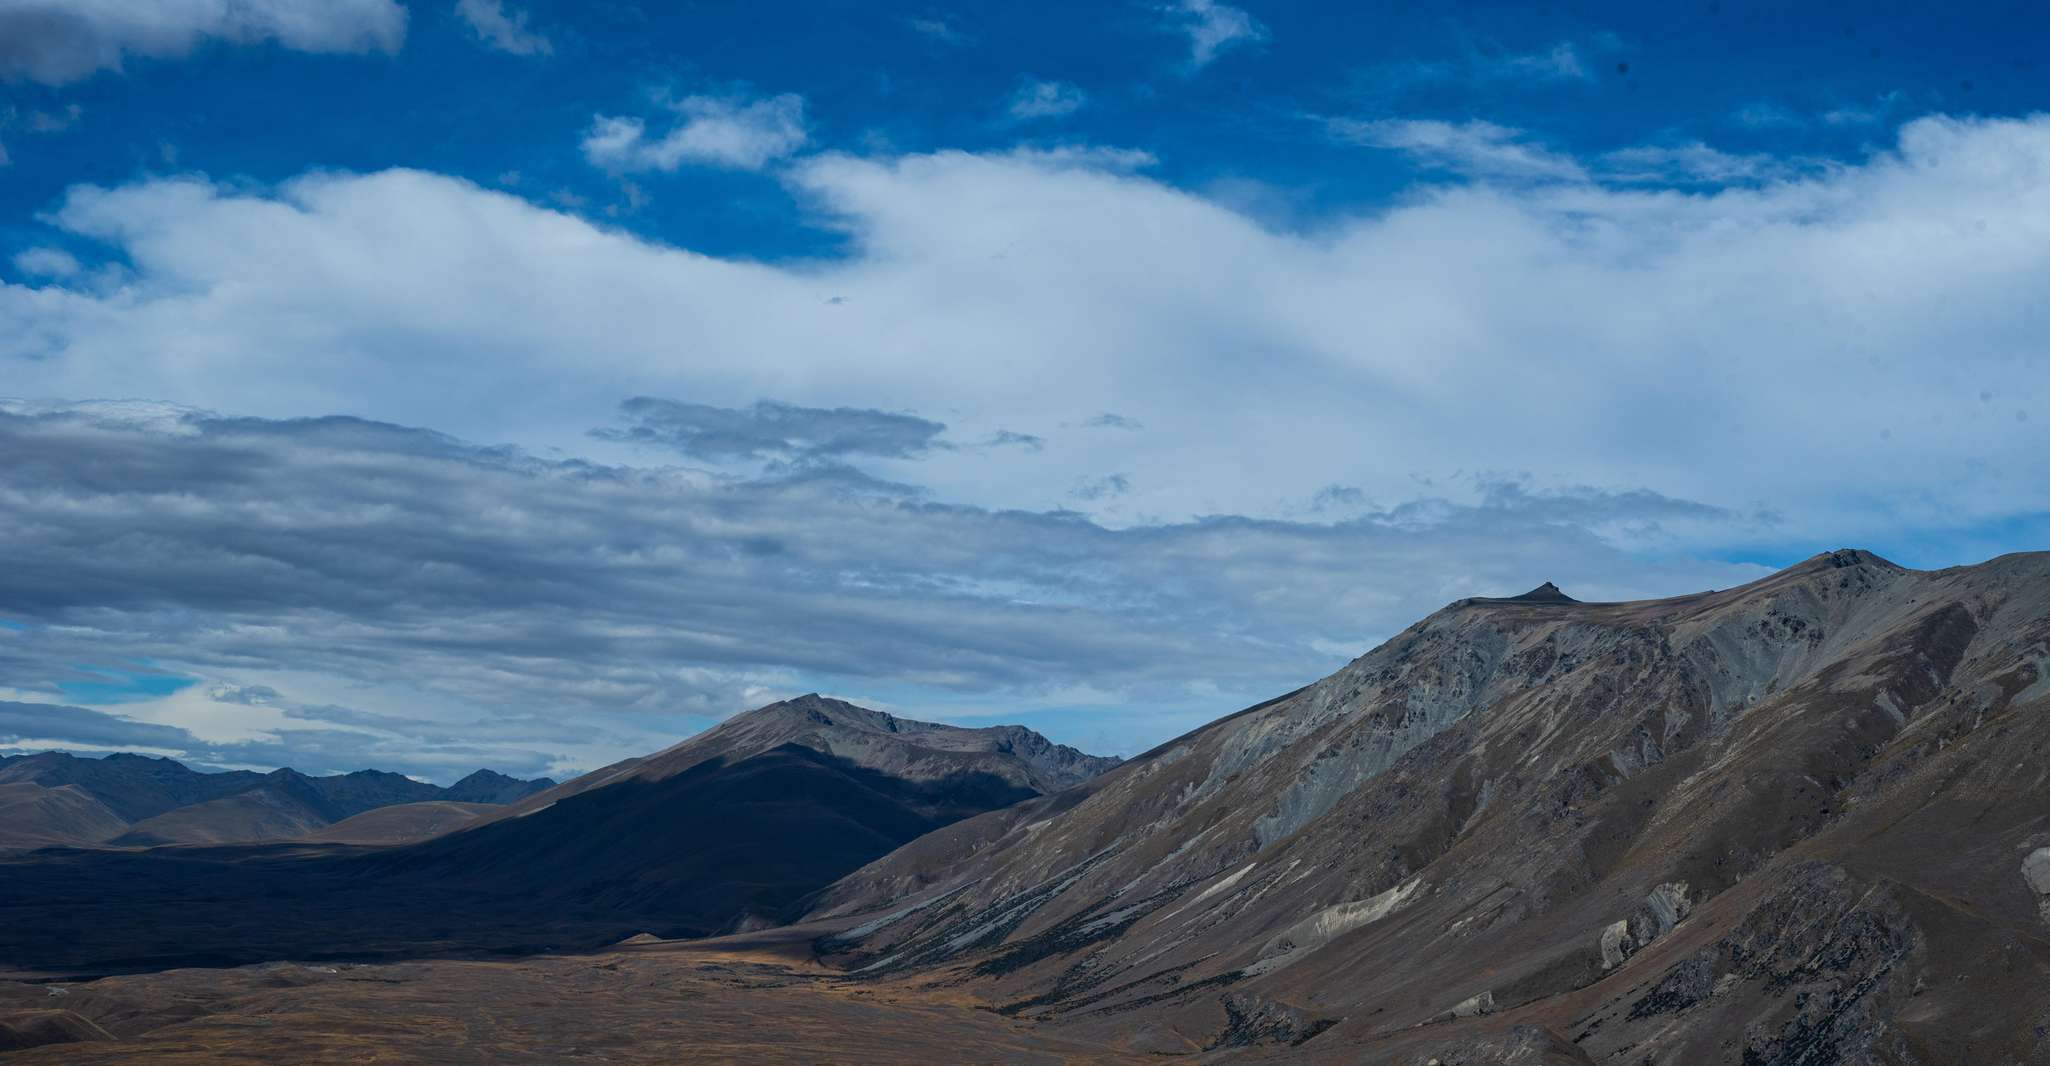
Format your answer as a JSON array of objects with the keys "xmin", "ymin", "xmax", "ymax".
[
  {"xmin": 2026, "ymin": 844, "xmax": 2050, "ymax": 923},
  {"xmin": 1597, "ymin": 881, "xmax": 1691, "ymax": 969}
]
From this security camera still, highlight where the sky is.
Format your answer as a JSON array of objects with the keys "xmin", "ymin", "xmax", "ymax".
[{"xmin": 0, "ymin": 0, "xmax": 2046, "ymax": 782}]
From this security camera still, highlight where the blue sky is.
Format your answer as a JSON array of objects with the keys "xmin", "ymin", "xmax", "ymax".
[{"xmin": 0, "ymin": 1, "xmax": 2046, "ymax": 780}]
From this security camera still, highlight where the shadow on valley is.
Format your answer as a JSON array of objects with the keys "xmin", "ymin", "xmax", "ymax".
[{"xmin": 0, "ymin": 744, "xmax": 1037, "ymax": 978}]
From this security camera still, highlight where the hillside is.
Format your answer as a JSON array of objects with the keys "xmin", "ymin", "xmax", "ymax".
[
  {"xmin": 0, "ymin": 697, "xmax": 1119, "ymax": 974},
  {"xmin": 805, "ymin": 550, "xmax": 2050, "ymax": 1062}
]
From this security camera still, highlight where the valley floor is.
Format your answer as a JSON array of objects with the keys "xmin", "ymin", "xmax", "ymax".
[{"xmin": 0, "ymin": 932, "xmax": 1146, "ymax": 1065}]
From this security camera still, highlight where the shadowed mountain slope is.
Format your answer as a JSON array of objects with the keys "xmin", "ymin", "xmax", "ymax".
[
  {"xmin": 375, "ymin": 695, "xmax": 1123, "ymax": 932},
  {"xmin": 297, "ymin": 801, "xmax": 500, "ymax": 845},
  {"xmin": 0, "ymin": 697, "xmax": 1119, "ymax": 975},
  {"xmin": 805, "ymin": 550, "xmax": 2050, "ymax": 1062}
]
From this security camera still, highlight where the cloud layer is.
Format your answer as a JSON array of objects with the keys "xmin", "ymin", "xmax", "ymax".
[
  {"xmin": 6, "ymin": 115, "xmax": 2046, "ymax": 548},
  {"xmin": 4, "ymin": 113, "xmax": 2049, "ymax": 769},
  {"xmin": 0, "ymin": 0, "xmax": 407, "ymax": 85},
  {"xmin": 0, "ymin": 403, "xmax": 1762, "ymax": 772}
]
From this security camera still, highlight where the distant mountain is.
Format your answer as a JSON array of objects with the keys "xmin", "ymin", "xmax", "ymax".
[
  {"xmin": 0, "ymin": 782, "xmax": 126, "ymax": 851},
  {"xmin": 377, "ymin": 695, "xmax": 1121, "ymax": 934},
  {"xmin": 0, "ymin": 753, "xmax": 267, "ymax": 823},
  {"xmin": 441, "ymin": 769, "xmax": 555, "ymax": 805},
  {"xmin": 805, "ymin": 550, "xmax": 2050, "ymax": 1061},
  {"xmin": 109, "ymin": 788, "xmax": 329, "ymax": 848},
  {"xmin": 0, "ymin": 697, "xmax": 1121, "ymax": 976},
  {"xmin": 299, "ymin": 801, "xmax": 500, "ymax": 845},
  {"xmin": 0, "ymin": 753, "xmax": 555, "ymax": 850}
]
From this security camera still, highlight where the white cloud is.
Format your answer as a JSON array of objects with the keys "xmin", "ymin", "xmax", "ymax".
[
  {"xmin": 1330, "ymin": 118, "xmax": 1589, "ymax": 182},
  {"xmin": 454, "ymin": 0, "xmax": 551, "ymax": 56},
  {"xmin": 0, "ymin": 0, "xmax": 407, "ymax": 86},
  {"xmin": 1009, "ymin": 79, "xmax": 1087, "ymax": 121},
  {"xmin": 1166, "ymin": 0, "xmax": 1267, "ymax": 69},
  {"xmin": 5, "ymin": 115, "xmax": 2050, "ymax": 567},
  {"xmin": 11, "ymin": 246, "xmax": 79, "ymax": 278},
  {"xmin": 583, "ymin": 93, "xmax": 808, "ymax": 173}
]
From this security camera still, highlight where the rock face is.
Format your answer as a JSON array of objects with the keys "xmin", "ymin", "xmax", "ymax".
[
  {"xmin": 807, "ymin": 550, "xmax": 2050, "ymax": 1061},
  {"xmin": 2026, "ymin": 845, "xmax": 2050, "ymax": 924}
]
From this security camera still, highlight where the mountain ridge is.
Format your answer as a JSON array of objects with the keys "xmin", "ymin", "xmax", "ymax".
[
  {"xmin": 0, "ymin": 752, "xmax": 556, "ymax": 850},
  {"xmin": 802, "ymin": 548, "xmax": 2050, "ymax": 1061}
]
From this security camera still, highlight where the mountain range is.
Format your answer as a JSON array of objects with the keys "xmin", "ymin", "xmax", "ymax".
[
  {"xmin": 3, "ymin": 549, "xmax": 2047, "ymax": 1063},
  {"xmin": 0, "ymin": 753, "xmax": 554, "ymax": 850},
  {"xmin": 0, "ymin": 697, "xmax": 1119, "ymax": 977},
  {"xmin": 801, "ymin": 549, "xmax": 2050, "ymax": 1061}
]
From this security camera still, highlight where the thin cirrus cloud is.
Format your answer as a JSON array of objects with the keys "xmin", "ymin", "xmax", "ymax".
[
  {"xmin": 1328, "ymin": 118, "xmax": 1590, "ymax": 182},
  {"xmin": 1332, "ymin": 117, "xmax": 1806, "ymax": 186},
  {"xmin": 0, "ymin": 0, "xmax": 407, "ymax": 86},
  {"xmin": 454, "ymin": 0, "xmax": 552, "ymax": 57},
  {"xmin": 1009, "ymin": 79, "xmax": 1088, "ymax": 121},
  {"xmin": 582, "ymin": 92, "xmax": 808, "ymax": 173},
  {"xmin": 1371, "ymin": 38, "xmax": 1608, "ymax": 91}
]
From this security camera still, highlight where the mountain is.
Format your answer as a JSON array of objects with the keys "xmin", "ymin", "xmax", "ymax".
[
  {"xmin": 0, "ymin": 753, "xmax": 555, "ymax": 850},
  {"xmin": 374, "ymin": 695, "xmax": 1122, "ymax": 935},
  {"xmin": 805, "ymin": 550, "xmax": 2050, "ymax": 1062},
  {"xmin": 298, "ymin": 801, "xmax": 500, "ymax": 845},
  {"xmin": 0, "ymin": 697, "xmax": 1120, "ymax": 975},
  {"xmin": 109, "ymin": 788, "xmax": 331, "ymax": 848},
  {"xmin": 441, "ymin": 769, "xmax": 555, "ymax": 805},
  {"xmin": 0, "ymin": 783, "xmax": 126, "ymax": 851},
  {"xmin": 0, "ymin": 753, "xmax": 268, "ymax": 823}
]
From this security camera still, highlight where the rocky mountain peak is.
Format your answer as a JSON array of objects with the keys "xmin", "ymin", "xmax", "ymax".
[{"xmin": 1508, "ymin": 580, "xmax": 1576, "ymax": 603}]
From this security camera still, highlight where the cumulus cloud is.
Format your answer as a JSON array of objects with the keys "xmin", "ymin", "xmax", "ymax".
[
  {"xmin": 1009, "ymin": 79, "xmax": 1087, "ymax": 120},
  {"xmin": 0, "ymin": 0, "xmax": 407, "ymax": 85},
  {"xmin": 582, "ymin": 92, "xmax": 807, "ymax": 173},
  {"xmin": 595, "ymin": 397, "xmax": 949, "ymax": 462},
  {"xmin": 1165, "ymin": 0, "xmax": 1266, "ymax": 69},
  {"xmin": 454, "ymin": 0, "xmax": 550, "ymax": 56},
  {"xmin": 4, "ymin": 116, "xmax": 2049, "ymax": 647}
]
